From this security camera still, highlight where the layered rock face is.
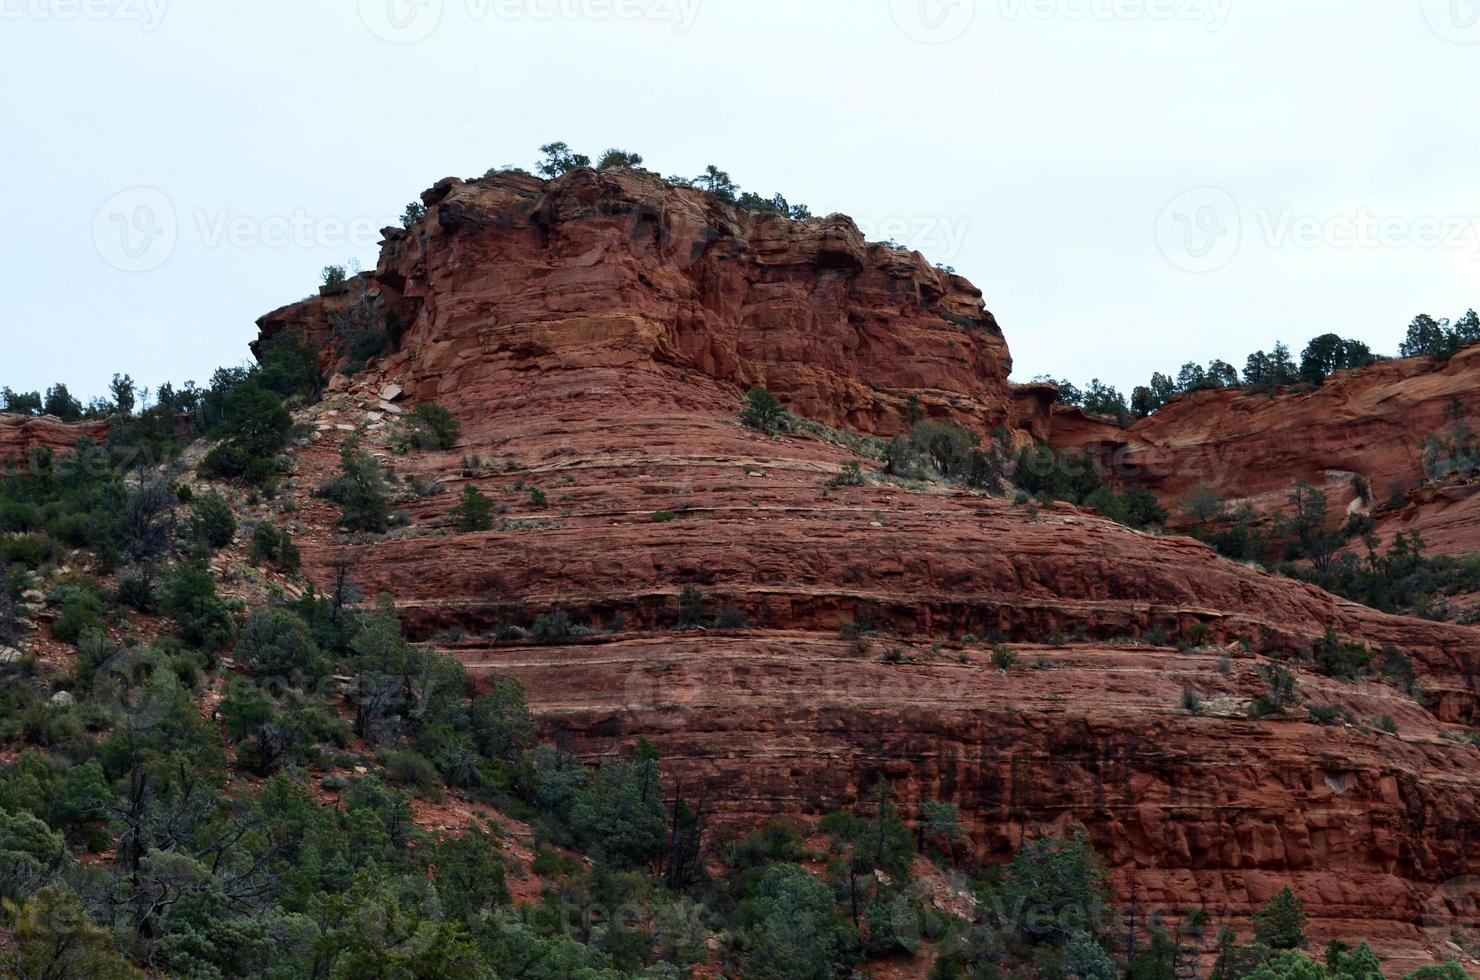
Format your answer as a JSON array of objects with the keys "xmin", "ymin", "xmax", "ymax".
[
  {"xmin": 1051, "ymin": 349, "xmax": 1480, "ymax": 555},
  {"xmin": 258, "ymin": 167, "xmax": 1051, "ymax": 442},
  {"xmin": 258, "ymin": 170, "xmax": 1480, "ymax": 973},
  {"xmin": 0, "ymin": 413, "xmax": 106, "ymax": 467}
]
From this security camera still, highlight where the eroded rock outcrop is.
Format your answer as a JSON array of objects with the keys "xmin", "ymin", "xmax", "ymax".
[
  {"xmin": 1050, "ymin": 349, "xmax": 1480, "ymax": 555},
  {"xmin": 255, "ymin": 170, "xmax": 1480, "ymax": 973},
  {"xmin": 0, "ymin": 412, "xmax": 106, "ymax": 467},
  {"xmin": 258, "ymin": 167, "xmax": 1051, "ymax": 441}
]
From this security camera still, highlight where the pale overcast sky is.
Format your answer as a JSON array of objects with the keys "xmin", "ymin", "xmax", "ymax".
[{"xmin": 3, "ymin": 0, "xmax": 1478, "ymax": 401}]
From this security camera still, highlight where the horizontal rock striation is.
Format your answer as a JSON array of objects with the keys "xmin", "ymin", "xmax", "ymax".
[
  {"xmin": 255, "ymin": 169, "xmax": 1480, "ymax": 972},
  {"xmin": 0, "ymin": 412, "xmax": 106, "ymax": 467},
  {"xmin": 1050, "ymin": 349, "xmax": 1480, "ymax": 556}
]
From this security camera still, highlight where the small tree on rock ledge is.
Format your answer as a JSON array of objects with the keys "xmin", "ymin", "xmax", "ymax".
[
  {"xmin": 450, "ymin": 485, "xmax": 494, "ymax": 532},
  {"xmin": 740, "ymin": 387, "xmax": 785, "ymax": 436},
  {"xmin": 1253, "ymin": 885, "xmax": 1308, "ymax": 950}
]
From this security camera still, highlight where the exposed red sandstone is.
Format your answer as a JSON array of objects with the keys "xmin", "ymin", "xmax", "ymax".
[
  {"xmin": 0, "ymin": 412, "xmax": 106, "ymax": 467},
  {"xmin": 256, "ymin": 170, "xmax": 1480, "ymax": 974},
  {"xmin": 1050, "ymin": 349, "xmax": 1480, "ymax": 557},
  {"xmin": 257, "ymin": 167, "xmax": 1051, "ymax": 442}
]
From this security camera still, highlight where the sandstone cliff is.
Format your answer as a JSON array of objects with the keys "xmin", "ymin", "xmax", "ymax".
[
  {"xmin": 254, "ymin": 169, "xmax": 1480, "ymax": 974},
  {"xmin": 257, "ymin": 167, "xmax": 1054, "ymax": 442},
  {"xmin": 1049, "ymin": 349, "xmax": 1480, "ymax": 557},
  {"xmin": 0, "ymin": 413, "xmax": 106, "ymax": 467}
]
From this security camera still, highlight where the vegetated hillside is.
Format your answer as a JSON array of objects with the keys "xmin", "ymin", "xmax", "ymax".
[{"xmin": 1, "ymin": 160, "xmax": 1478, "ymax": 979}]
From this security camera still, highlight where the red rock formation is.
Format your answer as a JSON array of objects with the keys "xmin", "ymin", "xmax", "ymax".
[
  {"xmin": 0, "ymin": 412, "xmax": 106, "ymax": 468},
  {"xmin": 257, "ymin": 170, "xmax": 1480, "ymax": 973},
  {"xmin": 258, "ymin": 167, "xmax": 1052, "ymax": 442},
  {"xmin": 1050, "ymin": 350, "xmax": 1480, "ymax": 556}
]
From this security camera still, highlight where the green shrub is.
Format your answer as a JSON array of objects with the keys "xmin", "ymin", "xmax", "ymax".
[
  {"xmin": 531, "ymin": 608, "xmax": 574, "ymax": 643},
  {"xmin": 0, "ymin": 533, "xmax": 54, "ymax": 571},
  {"xmin": 991, "ymin": 645, "xmax": 1018, "ymax": 671},
  {"xmin": 1312, "ymin": 627, "xmax": 1374, "ymax": 680},
  {"xmin": 383, "ymin": 750, "xmax": 442, "ymax": 796},
  {"xmin": 1253, "ymin": 885, "xmax": 1307, "ymax": 950},
  {"xmin": 160, "ymin": 560, "xmax": 233, "ymax": 653},
  {"xmin": 190, "ymin": 491, "xmax": 237, "ymax": 549},
  {"xmin": 0, "ymin": 501, "xmax": 44, "ymax": 533},
  {"xmin": 676, "ymin": 588, "xmax": 706, "ymax": 630},
  {"xmin": 114, "ymin": 568, "xmax": 156, "ymax": 613},
  {"xmin": 991, "ymin": 831, "xmax": 1109, "ymax": 945},
  {"xmin": 469, "ymin": 675, "xmax": 536, "ymax": 763},
  {"xmin": 248, "ymin": 521, "xmax": 299, "ymax": 571},
  {"xmin": 402, "ymin": 403, "xmax": 461, "ymax": 450},
  {"xmin": 909, "ymin": 420, "xmax": 978, "ymax": 478},
  {"xmin": 740, "ymin": 387, "xmax": 786, "ymax": 435},
  {"xmin": 596, "ymin": 148, "xmax": 644, "ymax": 170},
  {"xmin": 738, "ymin": 863, "xmax": 859, "ymax": 979},
  {"xmin": 237, "ymin": 608, "xmax": 319, "ymax": 679},
  {"xmin": 320, "ymin": 438, "xmax": 390, "ymax": 534},
  {"xmin": 727, "ymin": 819, "xmax": 808, "ymax": 869},
  {"xmin": 198, "ymin": 380, "xmax": 292, "ymax": 486},
  {"xmin": 1307, "ymin": 704, "xmax": 1341, "ymax": 726},
  {"xmin": 43, "ymin": 512, "xmax": 94, "ymax": 550},
  {"xmin": 652, "ymin": 509, "xmax": 677, "ymax": 523},
  {"xmin": 828, "ymin": 461, "xmax": 865, "ymax": 487},
  {"xmin": 1251, "ymin": 663, "xmax": 1299, "ymax": 717},
  {"xmin": 531, "ymin": 844, "xmax": 580, "ymax": 878},
  {"xmin": 52, "ymin": 599, "xmax": 106, "ymax": 646},
  {"xmin": 449, "ymin": 485, "xmax": 494, "ymax": 532},
  {"xmin": 1404, "ymin": 964, "xmax": 1470, "ymax": 980}
]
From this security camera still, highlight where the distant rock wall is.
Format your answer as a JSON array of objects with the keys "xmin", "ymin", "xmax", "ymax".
[{"xmin": 1049, "ymin": 349, "xmax": 1480, "ymax": 555}]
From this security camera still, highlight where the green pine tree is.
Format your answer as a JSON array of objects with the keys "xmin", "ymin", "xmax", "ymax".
[
  {"xmin": 449, "ymin": 484, "xmax": 494, "ymax": 532},
  {"xmin": 1254, "ymin": 885, "xmax": 1309, "ymax": 950}
]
